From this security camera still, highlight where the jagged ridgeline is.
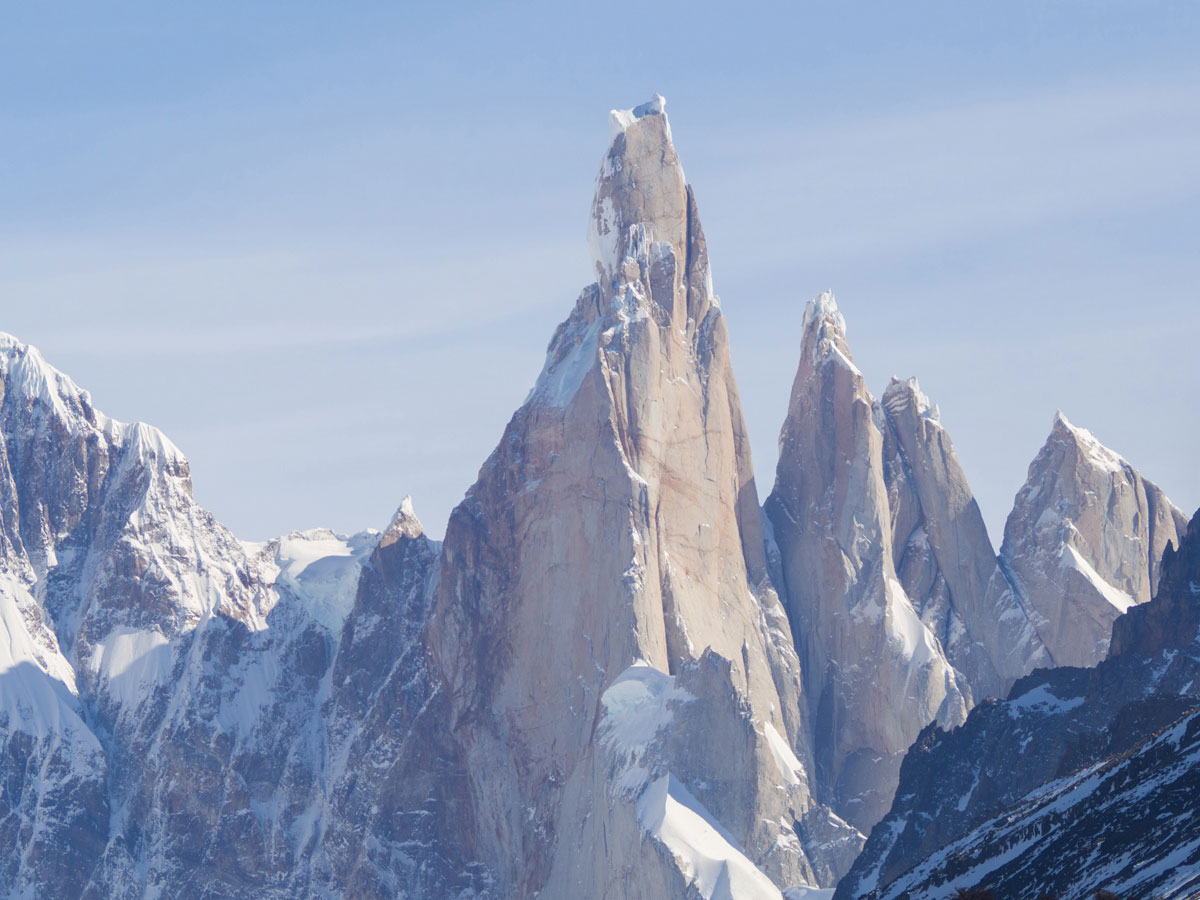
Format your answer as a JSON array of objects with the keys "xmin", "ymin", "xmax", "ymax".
[
  {"xmin": 838, "ymin": 510, "xmax": 1200, "ymax": 900},
  {"xmin": 0, "ymin": 97, "xmax": 1189, "ymax": 899}
]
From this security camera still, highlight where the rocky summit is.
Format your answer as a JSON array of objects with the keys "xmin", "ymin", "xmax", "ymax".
[{"xmin": 0, "ymin": 97, "xmax": 1192, "ymax": 899}]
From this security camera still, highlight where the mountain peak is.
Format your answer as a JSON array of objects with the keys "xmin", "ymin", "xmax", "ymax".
[
  {"xmin": 1000, "ymin": 408, "xmax": 1187, "ymax": 667},
  {"xmin": 1049, "ymin": 411, "xmax": 1126, "ymax": 476},
  {"xmin": 801, "ymin": 290, "xmax": 843, "ymax": 333},
  {"xmin": 882, "ymin": 376, "xmax": 940, "ymax": 423},
  {"xmin": 382, "ymin": 495, "xmax": 425, "ymax": 543},
  {"xmin": 0, "ymin": 331, "xmax": 92, "ymax": 425},
  {"xmin": 607, "ymin": 93, "xmax": 667, "ymax": 139},
  {"xmin": 587, "ymin": 94, "xmax": 688, "ymax": 298},
  {"xmin": 799, "ymin": 291, "xmax": 857, "ymax": 374}
]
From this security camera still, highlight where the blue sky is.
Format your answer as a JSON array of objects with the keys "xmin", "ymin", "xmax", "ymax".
[{"xmin": 3, "ymin": 2, "xmax": 1198, "ymax": 541}]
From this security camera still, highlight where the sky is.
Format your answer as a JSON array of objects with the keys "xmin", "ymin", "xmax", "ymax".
[{"xmin": 2, "ymin": 2, "xmax": 1198, "ymax": 543}]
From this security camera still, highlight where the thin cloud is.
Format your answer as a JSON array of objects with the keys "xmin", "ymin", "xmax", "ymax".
[{"xmin": 700, "ymin": 75, "xmax": 1200, "ymax": 271}]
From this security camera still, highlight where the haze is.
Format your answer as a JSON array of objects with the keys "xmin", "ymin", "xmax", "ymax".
[{"xmin": 3, "ymin": 2, "xmax": 1197, "ymax": 541}]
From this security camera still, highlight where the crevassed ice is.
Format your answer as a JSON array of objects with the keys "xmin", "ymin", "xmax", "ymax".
[{"xmin": 275, "ymin": 528, "xmax": 381, "ymax": 634}]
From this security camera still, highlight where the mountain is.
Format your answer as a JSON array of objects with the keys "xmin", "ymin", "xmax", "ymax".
[
  {"xmin": 761, "ymin": 294, "xmax": 1188, "ymax": 840},
  {"xmin": 0, "ymin": 331, "xmax": 354, "ymax": 898},
  {"xmin": 764, "ymin": 296, "xmax": 1050, "ymax": 832},
  {"xmin": 837, "ymin": 509, "xmax": 1200, "ymax": 900},
  {"xmin": 0, "ymin": 95, "xmax": 1192, "ymax": 900},
  {"xmin": 0, "ymin": 97, "xmax": 862, "ymax": 899},
  {"xmin": 999, "ymin": 411, "xmax": 1187, "ymax": 668},
  {"xmin": 411, "ymin": 94, "xmax": 859, "ymax": 897},
  {"xmin": 878, "ymin": 377, "xmax": 1049, "ymax": 701},
  {"xmin": 854, "ymin": 704, "xmax": 1200, "ymax": 900}
]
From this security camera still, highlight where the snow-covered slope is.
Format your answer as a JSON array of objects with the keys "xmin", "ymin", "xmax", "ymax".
[
  {"xmin": 864, "ymin": 705, "xmax": 1200, "ymax": 900},
  {"xmin": 837, "ymin": 508, "xmax": 1200, "ymax": 900},
  {"xmin": 0, "ymin": 331, "xmax": 415, "ymax": 898}
]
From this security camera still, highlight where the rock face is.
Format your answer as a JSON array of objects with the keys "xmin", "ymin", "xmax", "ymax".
[
  {"xmin": 0, "ymin": 97, "xmax": 863, "ymax": 900},
  {"xmin": 307, "ymin": 503, "xmax": 454, "ymax": 899},
  {"xmin": 764, "ymin": 297, "xmax": 967, "ymax": 831},
  {"xmin": 1000, "ymin": 412, "xmax": 1188, "ymax": 668},
  {"xmin": 859, "ymin": 705, "xmax": 1200, "ymax": 900},
  {"xmin": 763, "ymin": 295, "xmax": 1045, "ymax": 832},
  {"xmin": 879, "ymin": 378, "xmax": 1049, "ymax": 702},
  {"xmin": 0, "ymin": 332, "xmax": 338, "ymax": 898},
  {"xmin": 1, "ymin": 95, "xmax": 1194, "ymax": 900},
  {"xmin": 762, "ymin": 299, "xmax": 1185, "ymax": 837},
  {"xmin": 422, "ymin": 95, "xmax": 857, "ymax": 897},
  {"xmin": 838, "ymin": 509, "xmax": 1200, "ymax": 900}
]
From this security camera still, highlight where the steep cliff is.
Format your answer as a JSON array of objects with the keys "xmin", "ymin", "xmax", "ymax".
[{"xmin": 422, "ymin": 95, "xmax": 857, "ymax": 897}]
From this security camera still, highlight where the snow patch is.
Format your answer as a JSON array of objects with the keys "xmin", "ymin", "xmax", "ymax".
[
  {"xmin": 763, "ymin": 722, "xmax": 805, "ymax": 787},
  {"xmin": 638, "ymin": 773, "xmax": 784, "ymax": 900},
  {"xmin": 124, "ymin": 421, "xmax": 185, "ymax": 468},
  {"xmin": 783, "ymin": 889, "xmax": 835, "ymax": 900},
  {"xmin": 0, "ymin": 581, "xmax": 84, "ymax": 737},
  {"xmin": 884, "ymin": 576, "xmax": 937, "ymax": 668},
  {"xmin": 802, "ymin": 291, "xmax": 846, "ymax": 340},
  {"xmin": 275, "ymin": 529, "xmax": 379, "ymax": 633},
  {"xmin": 883, "ymin": 376, "xmax": 940, "ymax": 424},
  {"xmin": 1006, "ymin": 682, "xmax": 1085, "ymax": 718},
  {"xmin": 1060, "ymin": 545, "xmax": 1137, "ymax": 614},
  {"xmin": 0, "ymin": 578, "xmax": 105, "ymax": 783},
  {"xmin": 0, "ymin": 575, "xmax": 77, "ymax": 692},
  {"xmin": 89, "ymin": 628, "xmax": 174, "ymax": 712},
  {"xmin": 1054, "ymin": 411, "xmax": 1127, "ymax": 476},
  {"xmin": 529, "ymin": 317, "xmax": 602, "ymax": 409},
  {"xmin": 608, "ymin": 93, "xmax": 668, "ymax": 140},
  {"xmin": 588, "ymin": 195, "xmax": 621, "ymax": 282},
  {"xmin": 600, "ymin": 662, "xmax": 694, "ymax": 757}
]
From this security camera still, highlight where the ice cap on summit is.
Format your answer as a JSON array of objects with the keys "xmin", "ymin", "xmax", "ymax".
[
  {"xmin": 608, "ymin": 93, "xmax": 668, "ymax": 140},
  {"xmin": 382, "ymin": 495, "xmax": 425, "ymax": 543},
  {"xmin": 588, "ymin": 94, "xmax": 687, "ymax": 297},
  {"xmin": 801, "ymin": 291, "xmax": 844, "ymax": 336}
]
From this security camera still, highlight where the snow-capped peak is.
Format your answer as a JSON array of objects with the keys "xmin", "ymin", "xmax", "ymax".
[
  {"xmin": 383, "ymin": 495, "xmax": 426, "ymax": 542},
  {"xmin": 1051, "ymin": 411, "xmax": 1127, "ymax": 475},
  {"xmin": 1, "ymin": 331, "xmax": 95, "ymax": 427},
  {"xmin": 800, "ymin": 291, "xmax": 859, "ymax": 375},
  {"xmin": 608, "ymin": 93, "xmax": 668, "ymax": 140},
  {"xmin": 588, "ymin": 94, "xmax": 687, "ymax": 295},
  {"xmin": 801, "ymin": 291, "xmax": 845, "ymax": 337},
  {"xmin": 1, "ymin": 332, "xmax": 185, "ymax": 471},
  {"xmin": 883, "ymin": 376, "xmax": 941, "ymax": 424}
]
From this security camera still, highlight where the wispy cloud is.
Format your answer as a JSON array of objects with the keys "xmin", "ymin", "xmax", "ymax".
[
  {"xmin": 1, "ymin": 237, "xmax": 587, "ymax": 357},
  {"xmin": 699, "ymin": 75, "xmax": 1200, "ymax": 272}
]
